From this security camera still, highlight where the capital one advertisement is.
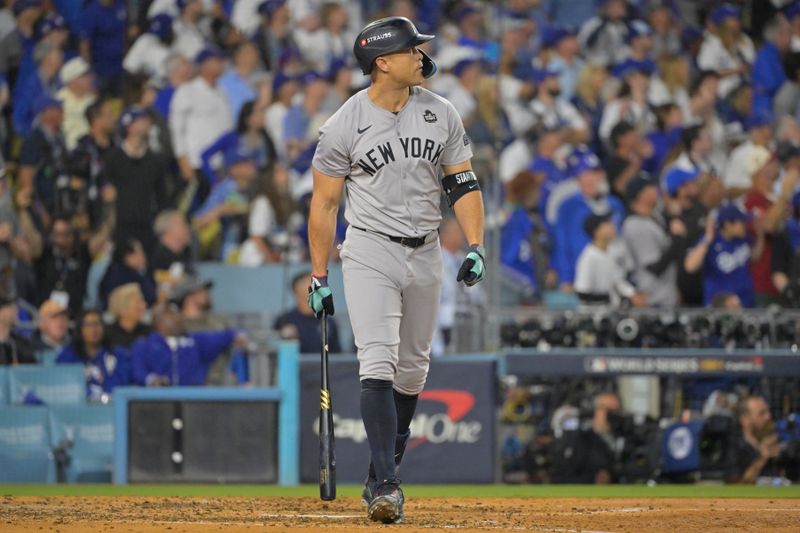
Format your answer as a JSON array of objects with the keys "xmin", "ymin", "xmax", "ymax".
[{"xmin": 299, "ymin": 357, "xmax": 496, "ymax": 483}]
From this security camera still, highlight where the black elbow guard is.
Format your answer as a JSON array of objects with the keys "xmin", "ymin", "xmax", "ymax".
[{"xmin": 442, "ymin": 170, "xmax": 480, "ymax": 207}]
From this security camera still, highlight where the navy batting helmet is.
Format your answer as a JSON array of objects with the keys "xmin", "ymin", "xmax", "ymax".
[{"xmin": 353, "ymin": 17, "xmax": 437, "ymax": 78}]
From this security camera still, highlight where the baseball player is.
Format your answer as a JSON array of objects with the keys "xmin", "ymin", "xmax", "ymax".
[{"xmin": 307, "ymin": 17, "xmax": 485, "ymax": 524}]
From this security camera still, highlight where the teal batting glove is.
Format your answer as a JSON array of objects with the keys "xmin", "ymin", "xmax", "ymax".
[
  {"xmin": 307, "ymin": 275, "xmax": 335, "ymax": 319},
  {"xmin": 457, "ymin": 244, "xmax": 486, "ymax": 287}
]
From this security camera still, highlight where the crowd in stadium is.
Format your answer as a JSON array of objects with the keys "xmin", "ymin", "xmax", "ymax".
[{"xmin": 1, "ymin": 0, "xmax": 800, "ymax": 394}]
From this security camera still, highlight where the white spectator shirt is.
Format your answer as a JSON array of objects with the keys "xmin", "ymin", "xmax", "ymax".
[
  {"xmin": 529, "ymin": 97, "xmax": 587, "ymax": 133},
  {"xmin": 123, "ymin": 33, "xmax": 170, "ymax": 83},
  {"xmin": 599, "ymin": 98, "xmax": 654, "ymax": 143},
  {"xmin": 265, "ymin": 102, "xmax": 290, "ymax": 161},
  {"xmin": 724, "ymin": 140, "xmax": 760, "ymax": 191},
  {"xmin": 172, "ymin": 19, "xmax": 207, "ymax": 62},
  {"xmin": 57, "ymin": 87, "xmax": 95, "ymax": 151},
  {"xmin": 574, "ymin": 240, "xmax": 636, "ymax": 306},
  {"xmin": 232, "ymin": 0, "xmax": 263, "ymax": 37},
  {"xmin": 499, "ymin": 74, "xmax": 536, "ymax": 137},
  {"xmin": 147, "ymin": 0, "xmax": 177, "ymax": 18},
  {"xmin": 498, "ymin": 138, "xmax": 533, "ymax": 184},
  {"xmin": 169, "ymin": 76, "xmax": 233, "ymax": 168},
  {"xmin": 294, "ymin": 28, "xmax": 352, "ymax": 73},
  {"xmin": 238, "ymin": 195, "xmax": 277, "ymax": 266},
  {"xmin": 444, "ymin": 82, "xmax": 477, "ymax": 122},
  {"xmin": 577, "ymin": 16, "xmax": 629, "ymax": 66},
  {"xmin": 697, "ymin": 32, "xmax": 755, "ymax": 98},
  {"xmin": 648, "ymin": 77, "xmax": 690, "ymax": 117}
]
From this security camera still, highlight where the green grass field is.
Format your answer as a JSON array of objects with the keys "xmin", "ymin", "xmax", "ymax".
[{"xmin": 2, "ymin": 484, "xmax": 799, "ymax": 499}]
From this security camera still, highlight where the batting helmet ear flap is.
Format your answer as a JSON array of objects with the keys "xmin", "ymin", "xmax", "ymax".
[{"xmin": 420, "ymin": 49, "xmax": 437, "ymax": 79}]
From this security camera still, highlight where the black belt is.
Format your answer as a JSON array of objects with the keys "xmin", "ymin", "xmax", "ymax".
[{"xmin": 351, "ymin": 225, "xmax": 429, "ymax": 248}]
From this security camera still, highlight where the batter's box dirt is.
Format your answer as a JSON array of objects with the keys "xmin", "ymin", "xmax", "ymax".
[{"xmin": 2, "ymin": 496, "xmax": 799, "ymax": 532}]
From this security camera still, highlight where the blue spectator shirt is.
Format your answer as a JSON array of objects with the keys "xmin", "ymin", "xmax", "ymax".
[
  {"xmin": 500, "ymin": 206, "xmax": 537, "ymax": 288},
  {"xmin": 153, "ymin": 85, "xmax": 176, "ymax": 120},
  {"xmin": 200, "ymin": 131, "xmax": 269, "ymax": 184},
  {"xmin": 196, "ymin": 178, "xmax": 250, "ymax": 260},
  {"xmin": 218, "ymin": 69, "xmax": 257, "ymax": 122},
  {"xmin": 12, "ymin": 72, "xmax": 58, "ymax": 136},
  {"xmin": 702, "ymin": 235, "xmax": 755, "ymax": 307},
  {"xmin": 79, "ymin": 0, "xmax": 127, "ymax": 80},
  {"xmin": 752, "ymin": 42, "xmax": 786, "ymax": 117},
  {"xmin": 531, "ymin": 157, "xmax": 569, "ymax": 228},
  {"xmin": 131, "ymin": 330, "xmax": 236, "ymax": 386},
  {"xmin": 643, "ymin": 127, "xmax": 683, "ymax": 175},
  {"xmin": 56, "ymin": 345, "xmax": 132, "ymax": 400},
  {"xmin": 553, "ymin": 192, "xmax": 625, "ymax": 284}
]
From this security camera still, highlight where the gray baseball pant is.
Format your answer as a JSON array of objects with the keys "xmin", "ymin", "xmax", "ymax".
[{"xmin": 340, "ymin": 225, "xmax": 442, "ymax": 395}]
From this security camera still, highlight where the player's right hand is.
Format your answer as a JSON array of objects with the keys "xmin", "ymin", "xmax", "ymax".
[{"xmin": 308, "ymin": 275, "xmax": 335, "ymax": 319}]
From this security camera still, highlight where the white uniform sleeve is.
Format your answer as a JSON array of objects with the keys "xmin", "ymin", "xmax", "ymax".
[
  {"xmin": 441, "ymin": 101, "xmax": 474, "ymax": 167},
  {"xmin": 312, "ymin": 117, "xmax": 351, "ymax": 178}
]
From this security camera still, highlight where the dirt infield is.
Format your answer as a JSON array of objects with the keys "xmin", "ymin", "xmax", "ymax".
[{"xmin": 2, "ymin": 495, "xmax": 799, "ymax": 532}]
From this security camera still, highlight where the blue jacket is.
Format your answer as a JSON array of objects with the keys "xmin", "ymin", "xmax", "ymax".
[
  {"xmin": 553, "ymin": 192, "xmax": 624, "ymax": 284},
  {"xmin": 752, "ymin": 42, "xmax": 786, "ymax": 116},
  {"xmin": 131, "ymin": 330, "xmax": 236, "ymax": 386},
  {"xmin": 12, "ymin": 73, "xmax": 52, "ymax": 137},
  {"xmin": 79, "ymin": 0, "xmax": 127, "ymax": 79},
  {"xmin": 56, "ymin": 345, "xmax": 132, "ymax": 400},
  {"xmin": 531, "ymin": 157, "xmax": 568, "ymax": 227},
  {"xmin": 501, "ymin": 207, "xmax": 537, "ymax": 288}
]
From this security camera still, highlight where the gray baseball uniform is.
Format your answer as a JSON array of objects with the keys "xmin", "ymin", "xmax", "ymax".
[{"xmin": 312, "ymin": 86, "xmax": 473, "ymax": 394}]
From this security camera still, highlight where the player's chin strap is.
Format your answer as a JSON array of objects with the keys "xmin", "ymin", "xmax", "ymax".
[{"xmin": 442, "ymin": 170, "xmax": 481, "ymax": 207}]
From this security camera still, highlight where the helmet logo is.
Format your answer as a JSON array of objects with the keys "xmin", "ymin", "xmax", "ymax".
[{"xmin": 365, "ymin": 32, "xmax": 392, "ymax": 44}]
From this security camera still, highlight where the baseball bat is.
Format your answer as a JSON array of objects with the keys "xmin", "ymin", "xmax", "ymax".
[{"xmin": 319, "ymin": 311, "xmax": 336, "ymax": 500}]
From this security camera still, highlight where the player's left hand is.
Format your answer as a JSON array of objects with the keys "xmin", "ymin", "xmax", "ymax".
[
  {"xmin": 457, "ymin": 244, "xmax": 485, "ymax": 287},
  {"xmin": 308, "ymin": 275, "xmax": 335, "ymax": 318}
]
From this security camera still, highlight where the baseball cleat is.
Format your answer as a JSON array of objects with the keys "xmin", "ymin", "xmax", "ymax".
[
  {"xmin": 367, "ymin": 481, "xmax": 404, "ymax": 524},
  {"xmin": 361, "ymin": 478, "xmax": 377, "ymax": 505}
]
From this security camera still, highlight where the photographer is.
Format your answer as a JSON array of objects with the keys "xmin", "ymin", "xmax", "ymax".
[
  {"xmin": 728, "ymin": 396, "xmax": 781, "ymax": 484},
  {"xmin": 552, "ymin": 392, "xmax": 622, "ymax": 484}
]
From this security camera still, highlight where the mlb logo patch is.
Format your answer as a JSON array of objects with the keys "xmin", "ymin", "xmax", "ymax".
[
  {"xmin": 463, "ymin": 133, "xmax": 470, "ymax": 146},
  {"xmin": 423, "ymin": 109, "xmax": 437, "ymax": 123}
]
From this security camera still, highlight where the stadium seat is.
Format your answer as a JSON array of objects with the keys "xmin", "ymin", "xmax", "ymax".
[
  {"xmin": 0, "ymin": 406, "xmax": 57, "ymax": 483},
  {"xmin": 7, "ymin": 366, "xmax": 87, "ymax": 405},
  {"xmin": 49, "ymin": 405, "xmax": 114, "ymax": 483},
  {"xmin": 0, "ymin": 367, "xmax": 7, "ymax": 404}
]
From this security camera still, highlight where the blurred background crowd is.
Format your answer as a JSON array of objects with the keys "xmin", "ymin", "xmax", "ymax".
[{"xmin": 0, "ymin": 0, "xmax": 800, "ymax": 383}]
